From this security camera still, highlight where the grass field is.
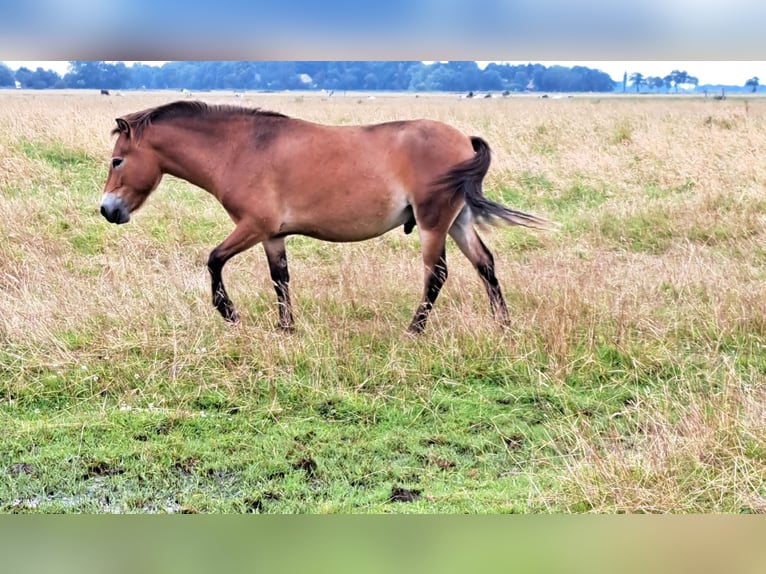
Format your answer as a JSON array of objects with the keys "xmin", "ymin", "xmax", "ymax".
[{"xmin": 1, "ymin": 90, "xmax": 765, "ymax": 513}]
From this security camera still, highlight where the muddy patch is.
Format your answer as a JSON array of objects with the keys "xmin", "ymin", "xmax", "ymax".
[{"xmin": 388, "ymin": 486, "xmax": 422, "ymax": 503}]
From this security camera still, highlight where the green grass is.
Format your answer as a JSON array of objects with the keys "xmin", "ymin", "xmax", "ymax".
[
  {"xmin": 16, "ymin": 138, "xmax": 96, "ymax": 169},
  {"xmin": 598, "ymin": 208, "xmax": 676, "ymax": 253},
  {"xmin": 1, "ymin": 309, "xmax": 754, "ymax": 512},
  {"xmin": 1, "ymin": 332, "xmax": 570, "ymax": 513}
]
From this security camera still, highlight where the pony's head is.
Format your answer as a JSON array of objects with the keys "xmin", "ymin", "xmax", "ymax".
[{"xmin": 100, "ymin": 116, "xmax": 163, "ymax": 224}]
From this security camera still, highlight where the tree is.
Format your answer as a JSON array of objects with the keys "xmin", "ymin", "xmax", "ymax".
[
  {"xmin": 646, "ymin": 76, "xmax": 665, "ymax": 92},
  {"xmin": 0, "ymin": 63, "xmax": 15, "ymax": 87},
  {"xmin": 560, "ymin": 66, "xmax": 613, "ymax": 92},
  {"xmin": 64, "ymin": 61, "xmax": 101, "ymax": 88},
  {"xmin": 629, "ymin": 72, "xmax": 645, "ymax": 93},
  {"xmin": 664, "ymin": 70, "xmax": 696, "ymax": 93},
  {"xmin": 14, "ymin": 66, "xmax": 62, "ymax": 89},
  {"xmin": 64, "ymin": 61, "xmax": 130, "ymax": 89},
  {"xmin": 477, "ymin": 69, "xmax": 503, "ymax": 91},
  {"xmin": 362, "ymin": 73, "xmax": 379, "ymax": 90},
  {"xmin": 745, "ymin": 76, "xmax": 759, "ymax": 92},
  {"xmin": 419, "ymin": 64, "xmax": 462, "ymax": 91}
]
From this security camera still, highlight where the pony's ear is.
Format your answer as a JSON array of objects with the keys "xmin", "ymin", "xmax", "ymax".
[{"xmin": 114, "ymin": 117, "xmax": 131, "ymax": 137}]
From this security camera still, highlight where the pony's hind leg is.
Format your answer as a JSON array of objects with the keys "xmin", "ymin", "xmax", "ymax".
[
  {"xmin": 262, "ymin": 237, "xmax": 294, "ymax": 332},
  {"xmin": 408, "ymin": 229, "xmax": 448, "ymax": 334},
  {"xmin": 207, "ymin": 222, "xmax": 263, "ymax": 323},
  {"xmin": 448, "ymin": 210, "xmax": 509, "ymax": 325}
]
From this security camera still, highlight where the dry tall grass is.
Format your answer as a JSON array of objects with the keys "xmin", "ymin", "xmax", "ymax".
[{"xmin": 2, "ymin": 90, "xmax": 766, "ymax": 512}]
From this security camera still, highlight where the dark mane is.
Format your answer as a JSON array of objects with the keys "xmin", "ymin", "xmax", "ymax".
[{"xmin": 114, "ymin": 100, "xmax": 288, "ymax": 138}]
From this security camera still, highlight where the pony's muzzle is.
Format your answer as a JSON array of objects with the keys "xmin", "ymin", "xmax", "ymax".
[{"xmin": 100, "ymin": 193, "xmax": 130, "ymax": 224}]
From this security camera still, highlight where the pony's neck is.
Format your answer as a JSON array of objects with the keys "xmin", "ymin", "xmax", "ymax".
[{"xmin": 150, "ymin": 119, "xmax": 236, "ymax": 197}]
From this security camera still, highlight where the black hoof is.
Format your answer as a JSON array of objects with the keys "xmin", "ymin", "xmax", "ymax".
[
  {"xmin": 221, "ymin": 308, "xmax": 240, "ymax": 324},
  {"xmin": 406, "ymin": 322, "xmax": 426, "ymax": 336}
]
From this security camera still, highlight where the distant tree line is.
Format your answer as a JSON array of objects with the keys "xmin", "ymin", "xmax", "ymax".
[
  {"xmin": 3, "ymin": 61, "xmax": 761, "ymax": 93},
  {"xmin": 0, "ymin": 61, "xmax": 617, "ymax": 93},
  {"xmin": 627, "ymin": 69, "xmax": 761, "ymax": 93},
  {"xmin": 627, "ymin": 70, "xmax": 700, "ymax": 93}
]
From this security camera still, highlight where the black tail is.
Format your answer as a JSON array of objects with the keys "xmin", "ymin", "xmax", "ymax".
[{"xmin": 434, "ymin": 136, "xmax": 556, "ymax": 230}]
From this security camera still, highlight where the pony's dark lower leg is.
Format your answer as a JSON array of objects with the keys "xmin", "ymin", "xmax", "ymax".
[
  {"xmin": 263, "ymin": 238, "xmax": 294, "ymax": 332},
  {"xmin": 475, "ymin": 237, "xmax": 509, "ymax": 325},
  {"xmin": 408, "ymin": 246, "xmax": 448, "ymax": 334},
  {"xmin": 207, "ymin": 222, "xmax": 262, "ymax": 324},
  {"xmin": 448, "ymin": 213, "xmax": 509, "ymax": 326},
  {"xmin": 208, "ymin": 248, "xmax": 238, "ymax": 323}
]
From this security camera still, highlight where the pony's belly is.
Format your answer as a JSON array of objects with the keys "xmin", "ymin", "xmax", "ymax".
[{"xmin": 282, "ymin": 206, "xmax": 412, "ymax": 242}]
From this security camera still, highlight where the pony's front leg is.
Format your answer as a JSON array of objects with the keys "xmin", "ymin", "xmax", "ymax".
[
  {"xmin": 208, "ymin": 263, "xmax": 238, "ymax": 323},
  {"xmin": 207, "ymin": 222, "xmax": 262, "ymax": 324}
]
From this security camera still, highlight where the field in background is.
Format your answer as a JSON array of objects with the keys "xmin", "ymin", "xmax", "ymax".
[{"xmin": 1, "ymin": 90, "xmax": 765, "ymax": 513}]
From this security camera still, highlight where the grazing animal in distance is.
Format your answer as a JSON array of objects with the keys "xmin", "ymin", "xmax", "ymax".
[{"xmin": 100, "ymin": 100, "xmax": 554, "ymax": 333}]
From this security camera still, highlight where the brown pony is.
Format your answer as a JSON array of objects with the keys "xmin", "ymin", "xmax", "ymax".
[{"xmin": 100, "ymin": 100, "xmax": 553, "ymax": 333}]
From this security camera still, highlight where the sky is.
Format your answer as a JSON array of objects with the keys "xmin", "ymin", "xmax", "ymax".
[
  {"xmin": 2, "ymin": 2, "xmax": 765, "ymax": 65},
  {"xmin": 4, "ymin": 60, "xmax": 765, "ymax": 86},
  {"xmin": 3, "ymin": 61, "xmax": 164, "ymax": 75}
]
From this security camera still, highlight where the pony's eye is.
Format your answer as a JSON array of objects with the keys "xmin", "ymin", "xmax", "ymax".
[{"xmin": 111, "ymin": 157, "xmax": 124, "ymax": 169}]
